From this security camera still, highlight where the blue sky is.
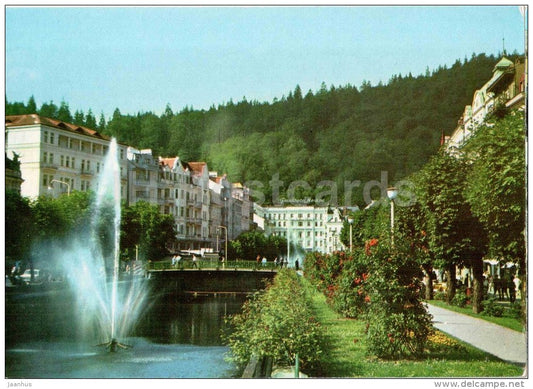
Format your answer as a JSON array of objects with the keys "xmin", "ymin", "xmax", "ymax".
[{"xmin": 5, "ymin": 5, "xmax": 526, "ymax": 119}]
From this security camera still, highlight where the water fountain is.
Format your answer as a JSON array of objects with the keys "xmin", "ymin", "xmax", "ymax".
[
  {"xmin": 51, "ymin": 138, "xmax": 149, "ymax": 348},
  {"xmin": 5, "ymin": 138, "xmax": 240, "ymax": 378}
]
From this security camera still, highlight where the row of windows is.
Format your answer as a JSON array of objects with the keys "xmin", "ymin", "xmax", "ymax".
[
  {"xmin": 272, "ymin": 230, "xmax": 325, "ymax": 238},
  {"xmin": 43, "ymin": 130, "xmax": 125, "ymax": 159},
  {"xmin": 43, "ymin": 151, "xmax": 103, "ymax": 173},
  {"xmin": 266, "ymin": 212, "xmax": 325, "ymax": 220},
  {"xmin": 42, "ymin": 174, "xmax": 126, "ymax": 196},
  {"xmin": 272, "ymin": 220, "xmax": 324, "ymax": 228}
]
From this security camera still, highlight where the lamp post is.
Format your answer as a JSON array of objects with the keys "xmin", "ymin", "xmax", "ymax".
[
  {"xmin": 217, "ymin": 225, "xmax": 228, "ymax": 262},
  {"xmin": 49, "ymin": 179, "xmax": 71, "ymax": 196},
  {"xmin": 387, "ymin": 187, "xmax": 399, "ymax": 247},
  {"xmin": 347, "ymin": 217, "xmax": 354, "ymax": 251}
]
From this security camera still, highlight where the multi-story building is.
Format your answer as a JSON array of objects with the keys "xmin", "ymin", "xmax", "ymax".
[
  {"xmin": 6, "ymin": 114, "xmax": 254, "ymax": 254},
  {"xmin": 254, "ymin": 205, "xmax": 347, "ymax": 254},
  {"xmin": 5, "ymin": 114, "xmax": 128, "ymax": 199},
  {"xmin": 232, "ymin": 183, "xmax": 253, "ymax": 238},
  {"xmin": 446, "ymin": 56, "xmax": 526, "ymax": 149}
]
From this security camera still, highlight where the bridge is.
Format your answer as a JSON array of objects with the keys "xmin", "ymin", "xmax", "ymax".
[{"xmin": 146, "ymin": 259, "xmax": 280, "ymax": 295}]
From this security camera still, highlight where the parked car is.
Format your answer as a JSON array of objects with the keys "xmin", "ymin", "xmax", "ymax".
[{"xmin": 19, "ymin": 269, "xmax": 40, "ymax": 284}]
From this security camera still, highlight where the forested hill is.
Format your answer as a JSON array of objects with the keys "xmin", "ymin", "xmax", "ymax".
[{"xmin": 6, "ymin": 53, "xmax": 513, "ymax": 205}]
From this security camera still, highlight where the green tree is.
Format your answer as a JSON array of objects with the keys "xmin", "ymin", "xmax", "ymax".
[
  {"xmin": 122, "ymin": 201, "xmax": 176, "ymax": 260},
  {"xmin": 39, "ymin": 101, "xmax": 59, "ymax": 118},
  {"xmin": 415, "ymin": 150, "xmax": 487, "ymax": 309},
  {"xmin": 85, "ymin": 109, "xmax": 97, "ymax": 130},
  {"xmin": 5, "ymin": 190, "xmax": 34, "ymax": 264},
  {"xmin": 463, "ymin": 111, "xmax": 526, "ymax": 314},
  {"xmin": 57, "ymin": 100, "xmax": 73, "ymax": 122}
]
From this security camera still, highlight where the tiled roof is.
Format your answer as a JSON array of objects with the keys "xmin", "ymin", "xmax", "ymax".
[
  {"xmin": 160, "ymin": 157, "xmax": 177, "ymax": 169},
  {"xmin": 6, "ymin": 114, "xmax": 111, "ymax": 141},
  {"xmin": 188, "ymin": 162, "xmax": 207, "ymax": 175}
]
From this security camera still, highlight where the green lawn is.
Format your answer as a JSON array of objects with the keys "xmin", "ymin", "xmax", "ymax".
[
  {"xmin": 427, "ymin": 299, "xmax": 524, "ymax": 333},
  {"xmin": 307, "ymin": 285, "xmax": 524, "ymax": 378}
]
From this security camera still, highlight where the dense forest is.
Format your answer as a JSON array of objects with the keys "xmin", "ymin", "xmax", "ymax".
[{"xmin": 6, "ymin": 52, "xmax": 516, "ymax": 206}]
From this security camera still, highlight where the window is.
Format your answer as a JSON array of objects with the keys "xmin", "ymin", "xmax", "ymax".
[
  {"xmin": 42, "ymin": 174, "xmax": 50, "ymax": 187},
  {"xmin": 50, "ymin": 133, "xmax": 55, "ymax": 145},
  {"xmin": 43, "ymin": 152, "xmax": 48, "ymax": 163},
  {"xmin": 71, "ymin": 157, "xmax": 76, "ymax": 169},
  {"xmin": 60, "ymin": 155, "xmax": 64, "ymax": 167},
  {"xmin": 49, "ymin": 153, "xmax": 54, "ymax": 164},
  {"xmin": 43, "ymin": 131, "xmax": 49, "ymax": 143},
  {"xmin": 96, "ymin": 162, "xmax": 100, "ymax": 173},
  {"xmin": 65, "ymin": 156, "xmax": 70, "ymax": 168}
]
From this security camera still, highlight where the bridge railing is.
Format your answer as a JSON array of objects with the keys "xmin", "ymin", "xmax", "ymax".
[{"xmin": 147, "ymin": 259, "xmax": 281, "ymax": 271}]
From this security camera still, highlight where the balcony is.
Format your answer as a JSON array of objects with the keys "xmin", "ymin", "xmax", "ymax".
[
  {"xmin": 80, "ymin": 168, "xmax": 94, "ymax": 177},
  {"xmin": 41, "ymin": 162, "xmax": 58, "ymax": 171}
]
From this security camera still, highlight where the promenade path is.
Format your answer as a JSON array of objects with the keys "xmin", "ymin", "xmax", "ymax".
[{"xmin": 427, "ymin": 303, "xmax": 527, "ymax": 366}]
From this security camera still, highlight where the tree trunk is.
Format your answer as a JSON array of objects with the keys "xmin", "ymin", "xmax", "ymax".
[
  {"xmin": 445, "ymin": 265, "xmax": 456, "ymax": 305},
  {"xmin": 471, "ymin": 258, "xmax": 484, "ymax": 314}
]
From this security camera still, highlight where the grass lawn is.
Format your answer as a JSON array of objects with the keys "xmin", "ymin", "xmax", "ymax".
[
  {"xmin": 427, "ymin": 299, "xmax": 524, "ymax": 333},
  {"xmin": 307, "ymin": 285, "xmax": 525, "ymax": 378}
]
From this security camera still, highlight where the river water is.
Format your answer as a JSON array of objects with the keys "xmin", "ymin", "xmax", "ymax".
[{"xmin": 5, "ymin": 285, "xmax": 247, "ymax": 378}]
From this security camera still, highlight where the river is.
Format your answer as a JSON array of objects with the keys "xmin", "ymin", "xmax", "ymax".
[{"xmin": 5, "ymin": 284, "xmax": 247, "ymax": 378}]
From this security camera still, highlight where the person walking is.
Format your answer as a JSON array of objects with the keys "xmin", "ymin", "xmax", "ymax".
[{"xmin": 192, "ymin": 254, "xmax": 199, "ymax": 269}]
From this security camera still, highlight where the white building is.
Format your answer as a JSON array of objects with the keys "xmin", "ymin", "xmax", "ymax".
[
  {"xmin": 254, "ymin": 205, "xmax": 347, "ymax": 254},
  {"xmin": 446, "ymin": 57, "xmax": 526, "ymax": 149},
  {"xmin": 5, "ymin": 114, "xmax": 128, "ymax": 199}
]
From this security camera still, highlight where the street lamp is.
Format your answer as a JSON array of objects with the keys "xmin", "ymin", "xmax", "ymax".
[
  {"xmin": 347, "ymin": 217, "xmax": 354, "ymax": 251},
  {"xmin": 49, "ymin": 179, "xmax": 71, "ymax": 196},
  {"xmin": 387, "ymin": 187, "xmax": 399, "ymax": 246},
  {"xmin": 217, "ymin": 225, "xmax": 228, "ymax": 262}
]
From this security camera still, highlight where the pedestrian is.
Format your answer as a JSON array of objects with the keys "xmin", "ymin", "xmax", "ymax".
[
  {"xmin": 274, "ymin": 256, "xmax": 278, "ymax": 267},
  {"xmin": 262, "ymin": 256, "xmax": 267, "ymax": 267},
  {"xmin": 256, "ymin": 254, "xmax": 261, "ymax": 269},
  {"xmin": 487, "ymin": 275, "xmax": 494, "ymax": 296},
  {"xmin": 494, "ymin": 276, "xmax": 503, "ymax": 300},
  {"xmin": 192, "ymin": 254, "xmax": 199, "ymax": 269},
  {"xmin": 171, "ymin": 255, "xmax": 176, "ymax": 267},
  {"xmin": 513, "ymin": 275, "xmax": 521, "ymax": 300},
  {"xmin": 295, "ymin": 259, "xmax": 299, "ymax": 271}
]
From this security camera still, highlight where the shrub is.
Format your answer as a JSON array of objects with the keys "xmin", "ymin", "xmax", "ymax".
[
  {"xmin": 364, "ymin": 241, "xmax": 433, "ymax": 359},
  {"xmin": 304, "ymin": 251, "xmax": 370, "ymax": 319},
  {"xmin": 223, "ymin": 269, "xmax": 324, "ymax": 372},
  {"xmin": 433, "ymin": 291, "xmax": 447, "ymax": 301},
  {"xmin": 507, "ymin": 301, "xmax": 522, "ymax": 319},
  {"xmin": 481, "ymin": 297, "xmax": 504, "ymax": 317},
  {"xmin": 451, "ymin": 291, "xmax": 468, "ymax": 308}
]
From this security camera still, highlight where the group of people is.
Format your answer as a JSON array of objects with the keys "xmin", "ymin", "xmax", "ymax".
[
  {"xmin": 485, "ymin": 273, "xmax": 521, "ymax": 303},
  {"xmin": 255, "ymin": 255, "xmax": 296, "ymax": 269}
]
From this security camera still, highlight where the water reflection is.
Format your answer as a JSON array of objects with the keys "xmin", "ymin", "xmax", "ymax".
[
  {"xmin": 135, "ymin": 293, "xmax": 247, "ymax": 346},
  {"xmin": 5, "ymin": 288, "xmax": 247, "ymax": 378}
]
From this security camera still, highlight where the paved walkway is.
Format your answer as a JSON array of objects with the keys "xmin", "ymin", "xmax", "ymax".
[{"xmin": 427, "ymin": 303, "xmax": 527, "ymax": 365}]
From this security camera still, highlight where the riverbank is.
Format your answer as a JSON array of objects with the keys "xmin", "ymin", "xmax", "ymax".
[{"xmin": 307, "ymin": 282, "xmax": 524, "ymax": 377}]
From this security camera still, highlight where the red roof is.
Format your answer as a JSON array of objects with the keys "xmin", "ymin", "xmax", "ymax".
[
  {"xmin": 188, "ymin": 162, "xmax": 207, "ymax": 175},
  {"xmin": 160, "ymin": 157, "xmax": 177, "ymax": 169},
  {"xmin": 5, "ymin": 114, "xmax": 113, "ymax": 142}
]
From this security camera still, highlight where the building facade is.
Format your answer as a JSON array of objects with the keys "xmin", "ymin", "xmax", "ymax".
[
  {"xmin": 6, "ymin": 114, "xmax": 252, "ymax": 255},
  {"xmin": 6, "ymin": 114, "xmax": 129, "ymax": 199},
  {"xmin": 446, "ymin": 57, "xmax": 526, "ymax": 149},
  {"xmin": 254, "ymin": 205, "xmax": 346, "ymax": 254}
]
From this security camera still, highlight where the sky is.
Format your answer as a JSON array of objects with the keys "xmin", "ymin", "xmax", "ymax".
[{"xmin": 5, "ymin": 4, "xmax": 526, "ymax": 119}]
